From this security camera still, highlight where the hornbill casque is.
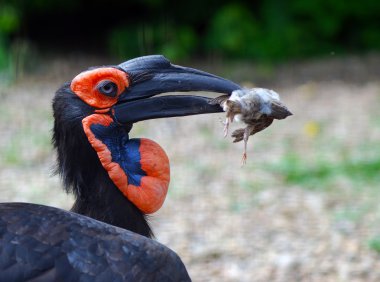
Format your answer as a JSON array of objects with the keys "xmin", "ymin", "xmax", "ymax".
[{"xmin": 0, "ymin": 55, "xmax": 242, "ymax": 281}]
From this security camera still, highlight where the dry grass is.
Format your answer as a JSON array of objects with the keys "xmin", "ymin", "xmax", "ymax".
[{"xmin": 1, "ymin": 55, "xmax": 380, "ymax": 281}]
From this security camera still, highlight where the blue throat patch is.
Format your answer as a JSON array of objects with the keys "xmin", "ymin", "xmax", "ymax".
[{"xmin": 90, "ymin": 122, "xmax": 147, "ymax": 186}]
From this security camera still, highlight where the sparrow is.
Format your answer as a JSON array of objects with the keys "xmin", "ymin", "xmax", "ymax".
[{"xmin": 210, "ymin": 88, "xmax": 292, "ymax": 163}]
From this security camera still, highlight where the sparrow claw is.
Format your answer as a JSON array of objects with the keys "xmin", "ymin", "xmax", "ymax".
[
  {"xmin": 241, "ymin": 127, "xmax": 250, "ymax": 165},
  {"xmin": 241, "ymin": 152, "xmax": 247, "ymax": 166}
]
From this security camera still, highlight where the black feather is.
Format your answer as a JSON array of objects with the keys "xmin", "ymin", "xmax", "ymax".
[{"xmin": 0, "ymin": 203, "xmax": 191, "ymax": 282}]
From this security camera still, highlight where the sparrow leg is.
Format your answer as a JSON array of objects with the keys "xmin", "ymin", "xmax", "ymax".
[
  {"xmin": 223, "ymin": 114, "xmax": 235, "ymax": 138},
  {"xmin": 223, "ymin": 118, "xmax": 230, "ymax": 137},
  {"xmin": 241, "ymin": 126, "xmax": 250, "ymax": 165}
]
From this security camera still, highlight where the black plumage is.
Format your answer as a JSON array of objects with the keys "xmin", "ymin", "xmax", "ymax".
[{"xmin": 0, "ymin": 203, "xmax": 190, "ymax": 282}]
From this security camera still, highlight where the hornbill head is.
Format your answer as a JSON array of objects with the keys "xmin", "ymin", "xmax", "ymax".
[{"xmin": 53, "ymin": 55, "xmax": 241, "ymax": 230}]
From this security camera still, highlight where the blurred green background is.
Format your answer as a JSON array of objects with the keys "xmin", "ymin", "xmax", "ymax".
[
  {"xmin": 1, "ymin": 1, "xmax": 380, "ymax": 281},
  {"xmin": 1, "ymin": 0, "xmax": 380, "ymax": 71}
]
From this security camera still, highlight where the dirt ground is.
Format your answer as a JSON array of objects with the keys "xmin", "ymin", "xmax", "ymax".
[{"xmin": 1, "ymin": 54, "xmax": 380, "ymax": 281}]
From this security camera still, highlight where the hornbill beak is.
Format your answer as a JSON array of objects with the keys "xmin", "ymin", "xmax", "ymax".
[{"xmin": 112, "ymin": 55, "xmax": 242, "ymax": 124}]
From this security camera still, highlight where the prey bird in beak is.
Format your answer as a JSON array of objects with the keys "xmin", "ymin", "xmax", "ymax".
[{"xmin": 210, "ymin": 88, "xmax": 292, "ymax": 164}]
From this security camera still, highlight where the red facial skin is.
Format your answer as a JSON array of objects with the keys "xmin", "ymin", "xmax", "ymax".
[
  {"xmin": 71, "ymin": 68, "xmax": 129, "ymax": 109},
  {"xmin": 71, "ymin": 68, "xmax": 170, "ymax": 214}
]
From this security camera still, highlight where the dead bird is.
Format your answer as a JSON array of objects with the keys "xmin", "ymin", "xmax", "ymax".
[{"xmin": 210, "ymin": 88, "xmax": 292, "ymax": 163}]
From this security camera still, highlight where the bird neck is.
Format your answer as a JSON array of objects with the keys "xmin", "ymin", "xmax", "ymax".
[
  {"xmin": 70, "ymin": 179, "xmax": 153, "ymax": 238},
  {"xmin": 53, "ymin": 118, "xmax": 153, "ymax": 238}
]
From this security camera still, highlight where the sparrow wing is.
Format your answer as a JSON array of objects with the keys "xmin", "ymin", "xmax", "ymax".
[
  {"xmin": 208, "ymin": 94, "xmax": 230, "ymax": 106},
  {"xmin": 231, "ymin": 118, "xmax": 274, "ymax": 142},
  {"xmin": 268, "ymin": 100, "xmax": 293, "ymax": 120}
]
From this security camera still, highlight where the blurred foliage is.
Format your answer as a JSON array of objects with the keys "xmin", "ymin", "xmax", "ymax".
[
  {"xmin": 205, "ymin": 4, "xmax": 260, "ymax": 58},
  {"xmin": 271, "ymin": 151, "xmax": 380, "ymax": 190},
  {"xmin": 0, "ymin": 0, "xmax": 380, "ymax": 66},
  {"xmin": 0, "ymin": 3, "xmax": 20, "ymax": 71},
  {"xmin": 108, "ymin": 24, "xmax": 197, "ymax": 61},
  {"xmin": 368, "ymin": 236, "xmax": 380, "ymax": 254}
]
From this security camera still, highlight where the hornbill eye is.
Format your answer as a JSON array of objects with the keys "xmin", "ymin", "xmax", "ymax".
[{"xmin": 97, "ymin": 80, "xmax": 118, "ymax": 97}]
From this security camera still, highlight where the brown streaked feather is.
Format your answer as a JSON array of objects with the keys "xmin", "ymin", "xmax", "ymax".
[
  {"xmin": 231, "ymin": 117, "xmax": 274, "ymax": 143},
  {"xmin": 209, "ymin": 94, "xmax": 230, "ymax": 105},
  {"xmin": 268, "ymin": 100, "xmax": 293, "ymax": 120},
  {"xmin": 225, "ymin": 100, "xmax": 242, "ymax": 115}
]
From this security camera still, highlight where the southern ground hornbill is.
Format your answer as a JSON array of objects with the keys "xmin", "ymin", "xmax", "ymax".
[{"xmin": 0, "ymin": 55, "xmax": 241, "ymax": 281}]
